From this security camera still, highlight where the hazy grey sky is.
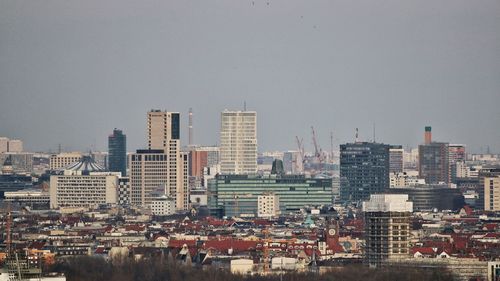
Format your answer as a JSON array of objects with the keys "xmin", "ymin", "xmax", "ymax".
[{"xmin": 1, "ymin": 0, "xmax": 499, "ymax": 153}]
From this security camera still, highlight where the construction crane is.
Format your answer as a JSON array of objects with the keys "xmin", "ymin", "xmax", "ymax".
[
  {"xmin": 311, "ymin": 126, "xmax": 320, "ymax": 162},
  {"xmin": 5, "ymin": 202, "xmax": 12, "ymax": 256},
  {"xmin": 330, "ymin": 131, "xmax": 334, "ymax": 163},
  {"xmin": 295, "ymin": 136, "xmax": 305, "ymax": 170}
]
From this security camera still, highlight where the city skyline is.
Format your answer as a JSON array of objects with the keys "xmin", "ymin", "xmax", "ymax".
[{"xmin": 1, "ymin": 1, "xmax": 499, "ymax": 153}]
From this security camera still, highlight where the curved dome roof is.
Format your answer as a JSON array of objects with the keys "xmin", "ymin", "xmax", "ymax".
[{"xmin": 64, "ymin": 156, "xmax": 105, "ymax": 173}]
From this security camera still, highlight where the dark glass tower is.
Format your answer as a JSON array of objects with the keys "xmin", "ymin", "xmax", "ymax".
[
  {"xmin": 108, "ymin": 128, "xmax": 127, "ymax": 176},
  {"xmin": 340, "ymin": 142, "xmax": 390, "ymax": 203}
]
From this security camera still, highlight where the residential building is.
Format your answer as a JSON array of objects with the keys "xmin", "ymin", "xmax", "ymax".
[
  {"xmin": 257, "ymin": 193, "xmax": 280, "ymax": 218},
  {"xmin": 108, "ymin": 128, "xmax": 127, "ymax": 176},
  {"xmin": 151, "ymin": 195, "xmax": 175, "ymax": 216},
  {"xmin": 363, "ymin": 194, "xmax": 413, "ymax": 267},
  {"xmin": 220, "ymin": 110, "xmax": 257, "ymax": 175},
  {"xmin": 340, "ymin": 142, "xmax": 390, "ymax": 203},
  {"xmin": 484, "ymin": 176, "xmax": 500, "ymax": 211}
]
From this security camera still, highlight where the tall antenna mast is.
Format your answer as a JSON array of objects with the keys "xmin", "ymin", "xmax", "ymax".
[
  {"xmin": 188, "ymin": 108, "xmax": 193, "ymax": 146},
  {"xmin": 355, "ymin": 128, "xmax": 359, "ymax": 143},
  {"xmin": 243, "ymin": 101, "xmax": 247, "ymax": 111},
  {"xmin": 373, "ymin": 123, "xmax": 376, "ymax": 143}
]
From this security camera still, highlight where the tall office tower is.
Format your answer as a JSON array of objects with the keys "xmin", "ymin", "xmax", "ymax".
[
  {"xmin": 130, "ymin": 149, "xmax": 169, "ymax": 206},
  {"xmin": 0, "ymin": 137, "xmax": 8, "ymax": 153},
  {"xmin": 418, "ymin": 127, "xmax": 450, "ymax": 184},
  {"xmin": 484, "ymin": 176, "xmax": 500, "ymax": 211},
  {"xmin": 449, "ymin": 144, "xmax": 466, "ymax": 183},
  {"xmin": 220, "ymin": 110, "xmax": 257, "ymax": 174},
  {"xmin": 363, "ymin": 194, "xmax": 413, "ymax": 267},
  {"xmin": 340, "ymin": 142, "xmax": 390, "ymax": 203},
  {"xmin": 478, "ymin": 167, "xmax": 500, "ymax": 210},
  {"xmin": 131, "ymin": 110, "xmax": 187, "ymax": 210},
  {"xmin": 108, "ymin": 128, "xmax": 127, "ymax": 176},
  {"xmin": 147, "ymin": 110, "xmax": 180, "ymax": 150},
  {"xmin": 7, "ymin": 139, "xmax": 23, "ymax": 152},
  {"xmin": 389, "ymin": 145, "xmax": 404, "ymax": 174},
  {"xmin": 418, "ymin": 143, "xmax": 450, "ymax": 184}
]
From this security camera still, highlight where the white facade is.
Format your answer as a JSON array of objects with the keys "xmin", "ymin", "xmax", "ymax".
[
  {"xmin": 258, "ymin": 193, "xmax": 280, "ymax": 218},
  {"xmin": 143, "ymin": 110, "xmax": 188, "ymax": 211},
  {"xmin": 151, "ymin": 195, "xmax": 175, "ymax": 216},
  {"xmin": 7, "ymin": 139, "xmax": 23, "ymax": 152},
  {"xmin": 49, "ymin": 152, "xmax": 82, "ymax": 170},
  {"xmin": 484, "ymin": 176, "xmax": 500, "ymax": 211},
  {"xmin": 5, "ymin": 189, "xmax": 49, "ymax": 204},
  {"xmin": 0, "ymin": 137, "xmax": 8, "ymax": 153},
  {"xmin": 49, "ymin": 171, "xmax": 119, "ymax": 209},
  {"xmin": 220, "ymin": 110, "xmax": 257, "ymax": 175},
  {"xmin": 390, "ymin": 171, "xmax": 424, "ymax": 187},
  {"xmin": 362, "ymin": 194, "xmax": 413, "ymax": 212}
]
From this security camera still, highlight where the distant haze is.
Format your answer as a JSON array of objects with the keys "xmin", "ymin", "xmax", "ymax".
[{"xmin": 1, "ymin": 0, "xmax": 499, "ymax": 153}]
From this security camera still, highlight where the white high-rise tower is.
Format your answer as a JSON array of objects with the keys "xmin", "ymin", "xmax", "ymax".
[{"xmin": 220, "ymin": 110, "xmax": 257, "ymax": 174}]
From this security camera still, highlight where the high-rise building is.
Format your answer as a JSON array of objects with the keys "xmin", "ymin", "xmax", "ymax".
[
  {"xmin": 147, "ymin": 110, "xmax": 179, "ymax": 150},
  {"xmin": 340, "ymin": 142, "xmax": 390, "ymax": 203},
  {"xmin": 484, "ymin": 176, "xmax": 500, "ymax": 211},
  {"xmin": 130, "ymin": 110, "xmax": 188, "ymax": 210},
  {"xmin": 476, "ymin": 167, "xmax": 500, "ymax": 210},
  {"xmin": 220, "ymin": 110, "xmax": 257, "ymax": 175},
  {"xmin": 389, "ymin": 145, "xmax": 404, "ymax": 174},
  {"xmin": 418, "ymin": 142, "xmax": 450, "ymax": 184},
  {"xmin": 449, "ymin": 144, "xmax": 466, "ymax": 163},
  {"xmin": 7, "ymin": 139, "xmax": 23, "ymax": 152},
  {"xmin": 418, "ymin": 127, "xmax": 450, "ymax": 184},
  {"xmin": 363, "ymin": 194, "xmax": 413, "ymax": 267},
  {"xmin": 130, "ymin": 149, "xmax": 169, "ymax": 206},
  {"xmin": 0, "ymin": 137, "xmax": 8, "ymax": 153},
  {"xmin": 108, "ymin": 128, "xmax": 127, "ymax": 176},
  {"xmin": 283, "ymin": 151, "xmax": 303, "ymax": 174}
]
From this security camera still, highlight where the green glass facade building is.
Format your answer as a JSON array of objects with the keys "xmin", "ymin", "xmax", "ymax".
[{"xmin": 208, "ymin": 174, "xmax": 333, "ymax": 217}]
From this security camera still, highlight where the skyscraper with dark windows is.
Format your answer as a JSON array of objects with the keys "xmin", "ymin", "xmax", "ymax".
[
  {"xmin": 340, "ymin": 142, "xmax": 390, "ymax": 203},
  {"xmin": 108, "ymin": 128, "xmax": 127, "ymax": 176},
  {"xmin": 418, "ymin": 126, "xmax": 450, "ymax": 185}
]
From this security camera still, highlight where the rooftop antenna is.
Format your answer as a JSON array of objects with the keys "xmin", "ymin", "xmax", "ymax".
[
  {"xmin": 373, "ymin": 123, "xmax": 376, "ymax": 143},
  {"xmin": 243, "ymin": 101, "xmax": 247, "ymax": 111},
  {"xmin": 188, "ymin": 108, "xmax": 193, "ymax": 146},
  {"xmin": 355, "ymin": 128, "xmax": 359, "ymax": 143}
]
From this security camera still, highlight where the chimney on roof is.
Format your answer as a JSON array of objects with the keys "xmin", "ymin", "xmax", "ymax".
[{"xmin": 425, "ymin": 126, "xmax": 432, "ymax": 144}]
